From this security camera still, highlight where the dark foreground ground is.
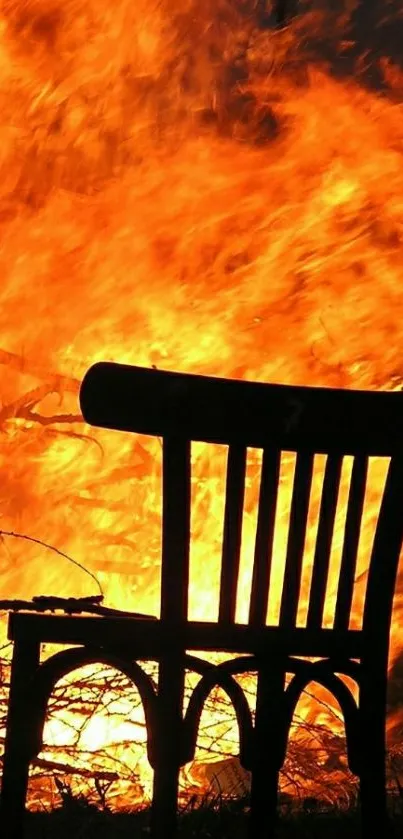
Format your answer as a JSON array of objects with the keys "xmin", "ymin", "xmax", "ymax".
[{"xmin": 20, "ymin": 799, "xmax": 403, "ymax": 838}]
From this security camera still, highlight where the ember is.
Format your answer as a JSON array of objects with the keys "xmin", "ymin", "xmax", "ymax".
[{"xmin": 0, "ymin": 0, "xmax": 403, "ymax": 812}]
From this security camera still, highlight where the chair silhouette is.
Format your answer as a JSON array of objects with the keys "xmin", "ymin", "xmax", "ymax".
[{"xmin": 2, "ymin": 361, "xmax": 403, "ymax": 839}]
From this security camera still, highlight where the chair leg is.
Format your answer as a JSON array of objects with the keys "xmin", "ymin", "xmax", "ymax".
[
  {"xmin": 248, "ymin": 665, "xmax": 286, "ymax": 839},
  {"xmin": 151, "ymin": 759, "xmax": 181, "ymax": 839},
  {"xmin": 1, "ymin": 638, "xmax": 41, "ymax": 839},
  {"xmin": 150, "ymin": 655, "xmax": 184, "ymax": 839},
  {"xmin": 360, "ymin": 760, "xmax": 389, "ymax": 839},
  {"xmin": 359, "ymin": 676, "xmax": 390, "ymax": 839},
  {"xmin": 249, "ymin": 762, "xmax": 280, "ymax": 839}
]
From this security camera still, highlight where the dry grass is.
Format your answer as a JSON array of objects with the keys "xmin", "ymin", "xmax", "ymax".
[{"xmin": 18, "ymin": 794, "xmax": 403, "ymax": 838}]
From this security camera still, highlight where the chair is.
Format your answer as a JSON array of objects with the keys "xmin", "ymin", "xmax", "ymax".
[{"xmin": 2, "ymin": 361, "xmax": 403, "ymax": 839}]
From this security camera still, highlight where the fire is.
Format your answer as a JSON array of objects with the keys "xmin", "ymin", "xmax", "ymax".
[{"xmin": 0, "ymin": 0, "xmax": 403, "ymax": 809}]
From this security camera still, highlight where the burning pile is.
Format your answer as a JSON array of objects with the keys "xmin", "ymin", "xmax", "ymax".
[{"xmin": 0, "ymin": 0, "xmax": 403, "ymax": 811}]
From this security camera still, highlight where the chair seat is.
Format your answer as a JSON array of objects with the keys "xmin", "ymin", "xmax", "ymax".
[{"xmin": 8, "ymin": 611, "xmax": 363, "ymax": 659}]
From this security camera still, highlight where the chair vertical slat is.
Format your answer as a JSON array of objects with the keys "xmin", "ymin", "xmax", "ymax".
[
  {"xmin": 219, "ymin": 445, "xmax": 247, "ymax": 624},
  {"xmin": 160, "ymin": 436, "xmax": 191, "ymax": 623},
  {"xmin": 307, "ymin": 454, "xmax": 343, "ymax": 629},
  {"xmin": 334, "ymin": 454, "xmax": 368, "ymax": 631},
  {"xmin": 249, "ymin": 448, "xmax": 281, "ymax": 626},
  {"xmin": 363, "ymin": 454, "xmax": 403, "ymax": 644},
  {"xmin": 279, "ymin": 451, "xmax": 314, "ymax": 628}
]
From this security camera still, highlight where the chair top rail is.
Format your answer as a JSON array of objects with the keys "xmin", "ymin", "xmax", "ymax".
[{"xmin": 80, "ymin": 362, "xmax": 403, "ymax": 456}]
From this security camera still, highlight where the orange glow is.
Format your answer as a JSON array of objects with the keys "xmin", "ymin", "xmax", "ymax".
[{"xmin": 0, "ymin": 0, "xmax": 402, "ymax": 808}]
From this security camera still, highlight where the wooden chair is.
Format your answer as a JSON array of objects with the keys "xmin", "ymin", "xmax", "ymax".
[{"xmin": 2, "ymin": 361, "xmax": 403, "ymax": 839}]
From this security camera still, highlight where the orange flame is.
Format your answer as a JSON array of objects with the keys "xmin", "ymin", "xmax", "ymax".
[{"xmin": 0, "ymin": 0, "xmax": 403, "ymax": 808}]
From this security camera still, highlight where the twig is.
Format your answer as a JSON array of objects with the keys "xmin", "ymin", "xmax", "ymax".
[
  {"xmin": 0, "ymin": 530, "xmax": 104, "ymax": 598},
  {"xmin": 32, "ymin": 756, "xmax": 118, "ymax": 782},
  {"xmin": 0, "ymin": 348, "xmax": 79, "ymax": 393}
]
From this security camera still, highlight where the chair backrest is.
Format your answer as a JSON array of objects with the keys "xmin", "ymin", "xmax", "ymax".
[{"xmin": 79, "ymin": 362, "xmax": 403, "ymax": 654}]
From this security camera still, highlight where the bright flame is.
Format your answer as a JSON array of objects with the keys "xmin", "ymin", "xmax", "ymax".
[{"xmin": 0, "ymin": 0, "xmax": 402, "ymax": 808}]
